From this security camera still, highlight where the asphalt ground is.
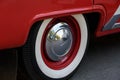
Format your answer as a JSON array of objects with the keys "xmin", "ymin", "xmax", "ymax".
[
  {"xmin": 1, "ymin": 33, "xmax": 120, "ymax": 80},
  {"xmin": 70, "ymin": 33, "xmax": 120, "ymax": 80}
]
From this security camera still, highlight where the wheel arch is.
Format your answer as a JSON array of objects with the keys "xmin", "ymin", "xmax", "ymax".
[
  {"xmin": 24, "ymin": 6, "xmax": 105, "ymax": 46},
  {"xmin": 23, "ymin": 8, "xmax": 93, "ymax": 45}
]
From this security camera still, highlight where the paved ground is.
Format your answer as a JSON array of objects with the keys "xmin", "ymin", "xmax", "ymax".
[
  {"xmin": 1, "ymin": 33, "xmax": 120, "ymax": 80},
  {"xmin": 69, "ymin": 33, "xmax": 120, "ymax": 80}
]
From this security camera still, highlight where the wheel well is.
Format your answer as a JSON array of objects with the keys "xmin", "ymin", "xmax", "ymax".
[
  {"xmin": 29, "ymin": 12, "xmax": 101, "ymax": 41},
  {"xmin": 84, "ymin": 12, "xmax": 101, "ymax": 36}
]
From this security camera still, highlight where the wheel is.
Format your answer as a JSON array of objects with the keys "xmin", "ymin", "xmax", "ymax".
[{"xmin": 22, "ymin": 14, "xmax": 89, "ymax": 80}]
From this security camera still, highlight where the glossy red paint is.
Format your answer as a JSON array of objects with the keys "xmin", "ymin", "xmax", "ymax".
[
  {"xmin": 0, "ymin": 0, "xmax": 120, "ymax": 49},
  {"xmin": 41, "ymin": 16, "xmax": 81, "ymax": 70},
  {"xmin": 0, "ymin": 0, "xmax": 92, "ymax": 49},
  {"xmin": 94, "ymin": 0, "xmax": 120, "ymax": 37},
  {"xmin": 94, "ymin": 0, "xmax": 119, "ymax": 22},
  {"xmin": 117, "ymin": 18, "xmax": 120, "ymax": 23}
]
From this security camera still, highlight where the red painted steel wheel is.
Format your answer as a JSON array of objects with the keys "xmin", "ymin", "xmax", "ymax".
[{"xmin": 22, "ymin": 14, "xmax": 89, "ymax": 80}]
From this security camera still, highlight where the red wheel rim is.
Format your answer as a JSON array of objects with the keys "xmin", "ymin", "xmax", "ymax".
[{"xmin": 41, "ymin": 16, "xmax": 81, "ymax": 70}]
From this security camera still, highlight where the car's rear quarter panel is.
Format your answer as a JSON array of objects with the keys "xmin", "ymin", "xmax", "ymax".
[{"xmin": 0, "ymin": 0, "xmax": 93, "ymax": 49}]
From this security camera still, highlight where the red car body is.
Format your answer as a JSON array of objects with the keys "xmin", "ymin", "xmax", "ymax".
[{"xmin": 0, "ymin": 0, "xmax": 120, "ymax": 49}]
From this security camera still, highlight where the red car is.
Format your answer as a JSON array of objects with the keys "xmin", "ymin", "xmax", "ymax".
[{"xmin": 0, "ymin": 0, "xmax": 120, "ymax": 80}]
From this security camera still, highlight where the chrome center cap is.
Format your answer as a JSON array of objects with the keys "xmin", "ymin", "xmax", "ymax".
[{"xmin": 46, "ymin": 22, "xmax": 73, "ymax": 61}]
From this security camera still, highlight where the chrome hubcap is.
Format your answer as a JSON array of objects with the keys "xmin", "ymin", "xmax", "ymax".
[{"xmin": 46, "ymin": 22, "xmax": 73, "ymax": 61}]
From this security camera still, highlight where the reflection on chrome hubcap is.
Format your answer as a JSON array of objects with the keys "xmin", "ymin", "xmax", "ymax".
[{"xmin": 46, "ymin": 22, "xmax": 73, "ymax": 61}]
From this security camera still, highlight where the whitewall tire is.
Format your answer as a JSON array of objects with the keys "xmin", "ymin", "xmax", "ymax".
[{"xmin": 22, "ymin": 14, "xmax": 89, "ymax": 80}]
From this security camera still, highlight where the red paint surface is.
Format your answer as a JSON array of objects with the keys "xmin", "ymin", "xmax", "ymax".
[
  {"xmin": 0, "ymin": 0, "xmax": 92, "ymax": 49},
  {"xmin": 117, "ymin": 18, "xmax": 120, "ymax": 23},
  {"xmin": 0, "ymin": 0, "xmax": 120, "ymax": 49},
  {"xmin": 94, "ymin": 0, "xmax": 120, "ymax": 37}
]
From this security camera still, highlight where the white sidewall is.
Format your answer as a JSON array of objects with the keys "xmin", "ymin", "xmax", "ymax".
[{"xmin": 35, "ymin": 14, "xmax": 88, "ymax": 79}]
